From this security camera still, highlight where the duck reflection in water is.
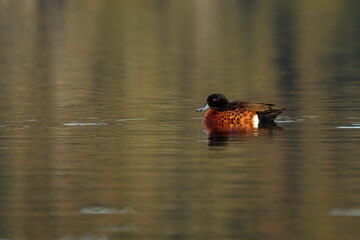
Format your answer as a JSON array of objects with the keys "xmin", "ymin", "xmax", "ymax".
[
  {"xmin": 196, "ymin": 93, "xmax": 285, "ymax": 146},
  {"xmin": 205, "ymin": 122, "xmax": 283, "ymax": 146}
]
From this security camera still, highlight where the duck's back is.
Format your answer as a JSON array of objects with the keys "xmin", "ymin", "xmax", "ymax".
[{"xmin": 226, "ymin": 101, "xmax": 275, "ymax": 112}]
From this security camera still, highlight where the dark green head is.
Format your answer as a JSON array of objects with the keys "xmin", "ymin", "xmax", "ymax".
[{"xmin": 196, "ymin": 93, "xmax": 229, "ymax": 112}]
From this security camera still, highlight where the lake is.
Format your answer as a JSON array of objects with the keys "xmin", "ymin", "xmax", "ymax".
[{"xmin": 0, "ymin": 1, "xmax": 360, "ymax": 239}]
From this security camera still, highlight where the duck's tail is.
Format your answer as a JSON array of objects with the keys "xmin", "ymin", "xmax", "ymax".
[{"xmin": 257, "ymin": 108, "xmax": 286, "ymax": 125}]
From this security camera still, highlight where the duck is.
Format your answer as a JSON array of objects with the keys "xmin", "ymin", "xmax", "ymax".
[{"xmin": 196, "ymin": 93, "xmax": 285, "ymax": 128}]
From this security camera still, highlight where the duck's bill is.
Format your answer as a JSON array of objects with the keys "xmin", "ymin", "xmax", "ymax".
[{"xmin": 196, "ymin": 103, "xmax": 210, "ymax": 112}]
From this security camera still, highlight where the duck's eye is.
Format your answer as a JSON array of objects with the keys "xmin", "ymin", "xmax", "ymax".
[{"xmin": 212, "ymin": 98, "xmax": 217, "ymax": 101}]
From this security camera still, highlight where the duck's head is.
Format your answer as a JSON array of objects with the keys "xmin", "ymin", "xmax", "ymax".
[{"xmin": 196, "ymin": 93, "xmax": 229, "ymax": 112}]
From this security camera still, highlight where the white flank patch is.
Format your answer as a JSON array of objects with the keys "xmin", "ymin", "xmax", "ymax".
[{"xmin": 253, "ymin": 114, "xmax": 259, "ymax": 128}]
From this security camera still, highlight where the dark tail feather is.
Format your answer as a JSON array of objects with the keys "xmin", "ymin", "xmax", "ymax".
[{"xmin": 258, "ymin": 108, "xmax": 286, "ymax": 124}]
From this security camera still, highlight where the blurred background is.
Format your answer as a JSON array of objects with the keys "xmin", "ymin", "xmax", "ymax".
[{"xmin": 0, "ymin": 0, "xmax": 360, "ymax": 239}]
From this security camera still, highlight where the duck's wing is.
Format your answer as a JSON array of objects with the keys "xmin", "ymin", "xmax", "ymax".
[{"xmin": 229, "ymin": 101, "xmax": 275, "ymax": 112}]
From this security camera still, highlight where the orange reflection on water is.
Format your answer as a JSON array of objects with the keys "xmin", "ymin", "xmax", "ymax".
[{"xmin": 205, "ymin": 121, "xmax": 282, "ymax": 146}]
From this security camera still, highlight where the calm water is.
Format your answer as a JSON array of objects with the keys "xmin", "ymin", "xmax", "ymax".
[{"xmin": 1, "ymin": 1, "xmax": 360, "ymax": 239}]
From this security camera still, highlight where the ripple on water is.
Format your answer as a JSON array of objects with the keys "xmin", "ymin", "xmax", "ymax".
[
  {"xmin": 336, "ymin": 126, "xmax": 360, "ymax": 129},
  {"xmin": 301, "ymin": 116, "xmax": 319, "ymax": 118},
  {"xmin": 63, "ymin": 123, "xmax": 108, "ymax": 126},
  {"xmin": 329, "ymin": 208, "xmax": 360, "ymax": 216},
  {"xmin": 62, "ymin": 118, "xmax": 146, "ymax": 126},
  {"xmin": 115, "ymin": 118, "xmax": 147, "ymax": 122},
  {"xmin": 275, "ymin": 120, "xmax": 296, "ymax": 123},
  {"xmin": 80, "ymin": 206, "xmax": 136, "ymax": 214},
  {"xmin": 275, "ymin": 116, "xmax": 319, "ymax": 123}
]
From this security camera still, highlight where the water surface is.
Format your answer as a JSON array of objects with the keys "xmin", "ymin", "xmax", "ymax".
[{"xmin": 0, "ymin": 1, "xmax": 360, "ymax": 240}]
